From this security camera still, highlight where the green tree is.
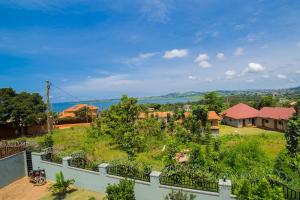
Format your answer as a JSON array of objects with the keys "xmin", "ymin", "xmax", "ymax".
[
  {"xmin": 164, "ymin": 190, "xmax": 196, "ymax": 200},
  {"xmin": 49, "ymin": 171, "xmax": 75, "ymax": 194},
  {"xmin": 203, "ymin": 92, "xmax": 225, "ymax": 113},
  {"xmin": 237, "ymin": 178, "xmax": 284, "ymax": 200},
  {"xmin": 134, "ymin": 117, "xmax": 162, "ymax": 137},
  {"xmin": 192, "ymin": 105, "xmax": 208, "ymax": 127},
  {"xmin": 189, "ymin": 147, "xmax": 206, "ymax": 166},
  {"xmin": 10, "ymin": 91, "xmax": 46, "ymax": 134},
  {"xmin": 254, "ymin": 95, "xmax": 277, "ymax": 109},
  {"xmin": 105, "ymin": 179, "xmax": 135, "ymax": 200},
  {"xmin": 74, "ymin": 106, "xmax": 91, "ymax": 121},
  {"xmin": 174, "ymin": 125, "xmax": 193, "ymax": 144},
  {"xmin": 285, "ymin": 116, "xmax": 300, "ymax": 157},
  {"xmin": 0, "ymin": 88, "xmax": 16, "ymax": 124}
]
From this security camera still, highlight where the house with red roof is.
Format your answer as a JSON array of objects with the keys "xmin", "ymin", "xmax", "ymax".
[
  {"xmin": 208, "ymin": 111, "xmax": 221, "ymax": 134},
  {"xmin": 60, "ymin": 104, "xmax": 98, "ymax": 119},
  {"xmin": 221, "ymin": 103, "xmax": 259, "ymax": 127},
  {"xmin": 256, "ymin": 107, "xmax": 296, "ymax": 131}
]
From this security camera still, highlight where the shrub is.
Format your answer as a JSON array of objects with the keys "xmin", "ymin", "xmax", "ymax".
[
  {"xmin": 49, "ymin": 171, "xmax": 75, "ymax": 194},
  {"xmin": 274, "ymin": 150, "xmax": 300, "ymax": 188},
  {"xmin": 237, "ymin": 178, "xmax": 284, "ymax": 200},
  {"xmin": 105, "ymin": 179, "xmax": 135, "ymax": 200},
  {"xmin": 164, "ymin": 190, "xmax": 196, "ymax": 200},
  {"xmin": 39, "ymin": 133, "xmax": 53, "ymax": 148}
]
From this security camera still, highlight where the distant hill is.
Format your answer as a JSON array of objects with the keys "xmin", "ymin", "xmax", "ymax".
[{"xmin": 141, "ymin": 86, "xmax": 300, "ymax": 100}]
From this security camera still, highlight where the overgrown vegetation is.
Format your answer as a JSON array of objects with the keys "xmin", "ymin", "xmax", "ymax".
[
  {"xmin": 105, "ymin": 179, "xmax": 135, "ymax": 200},
  {"xmin": 164, "ymin": 190, "xmax": 196, "ymax": 200}
]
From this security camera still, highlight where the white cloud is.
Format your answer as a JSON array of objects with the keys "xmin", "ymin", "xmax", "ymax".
[
  {"xmin": 246, "ymin": 79, "xmax": 255, "ymax": 82},
  {"xmin": 195, "ymin": 54, "xmax": 209, "ymax": 62},
  {"xmin": 188, "ymin": 75, "xmax": 196, "ymax": 80},
  {"xmin": 199, "ymin": 61, "xmax": 212, "ymax": 68},
  {"xmin": 163, "ymin": 49, "xmax": 188, "ymax": 59},
  {"xmin": 125, "ymin": 52, "xmax": 158, "ymax": 65},
  {"xmin": 296, "ymin": 70, "xmax": 300, "ymax": 74},
  {"xmin": 139, "ymin": 52, "xmax": 158, "ymax": 58},
  {"xmin": 234, "ymin": 47, "xmax": 244, "ymax": 56},
  {"xmin": 225, "ymin": 70, "xmax": 237, "ymax": 79},
  {"xmin": 216, "ymin": 53, "xmax": 225, "ymax": 60},
  {"xmin": 263, "ymin": 74, "xmax": 269, "ymax": 78},
  {"xmin": 194, "ymin": 53, "xmax": 212, "ymax": 68},
  {"xmin": 277, "ymin": 74, "xmax": 287, "ymax": 79},
  {"xmin": 244, "ymin": 63, "xmax": 265, "ymax": 73}
]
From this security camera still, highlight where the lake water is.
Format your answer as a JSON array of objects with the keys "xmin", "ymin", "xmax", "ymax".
[{"xmin": 52, "ymin": 97, "xmax": 198, "ymax": 112}]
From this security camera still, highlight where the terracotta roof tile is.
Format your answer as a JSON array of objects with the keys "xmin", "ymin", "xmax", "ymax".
[
  {"xmin": 222, "ymin": 103, "xmax": 258, "ymax": 119},
  {"xmin": 258, "ymin": 107, "xmax": 295, "ymax": 120},
  {"xmin": 208, "ymin": 111, "xmax": 221, "ymax": 120}
]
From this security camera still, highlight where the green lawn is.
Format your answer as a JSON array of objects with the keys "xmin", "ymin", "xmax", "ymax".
[{"xmin": 39, "ymin": 187, "xmax": 105, "ymax": 200}]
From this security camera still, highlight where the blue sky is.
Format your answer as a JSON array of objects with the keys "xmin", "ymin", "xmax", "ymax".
[{"xmin": 0, "ymin": 0, "xmax": 300, "ymax": 101}]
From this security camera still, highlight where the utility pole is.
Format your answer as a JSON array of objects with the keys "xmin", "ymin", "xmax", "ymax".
[{"xmin": 46, "ymin": 80, "xmax": 52, "ymax": 133}]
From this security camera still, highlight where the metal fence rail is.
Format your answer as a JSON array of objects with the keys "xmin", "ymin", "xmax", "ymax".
[
  {"xmin": 159, "ymin": 173, "xmax": 219, "ymax": 192},
  {"xmin": 107, "ymin": 164, "xmax": 151, "ymax": 182},
  {"xmin": 269, "ymin": 179, "xmax": 300, "ymax": 200},
  {"xmin": 41, "ymin": 153, "xmax": 62, "ymax": 164},
  {"xmin": 69, "ymin": 157, "xmax": 99, "ymax": 172},
  {"xmin": 0, "ymin": 141, "xmax": 26, "ymax": 159}
]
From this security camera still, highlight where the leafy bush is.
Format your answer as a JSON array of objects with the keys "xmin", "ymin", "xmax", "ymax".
[
  {"xmin": 274, "ymin": 150, "xmax": 300, "ymax": 188},
  {"xmin": 105, "ymin": 179, "xmax": 135, "ymax": 200},
  {"xmin": 164, "ymin": 190, "xmax": 196, "ymax": 200},
  {"xmin": 39, "ymin": 133, "xmax": 53, "ymax": 148},
  {"xmin": 237, "ymin": 178, "xmax": 284, "ymax": 200},
  {"xmin": 49, "ymin": 171, "xmax": 75, "ymax": 194},
  {"xmin": 285, "ymin": 117, "xmax": 300, "ymax": 157}
]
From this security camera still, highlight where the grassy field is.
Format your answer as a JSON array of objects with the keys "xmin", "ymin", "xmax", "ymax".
[
  {"xmin": 22, "ymin": 124, "xmax": 286, "ymax": 170},
  {"xmin": 39, "ymin": 187, "xmax": 105, "ymax": 200},
  {"xmin": 219, "ymin": 125, "xmax": 285, "ymax": 159}
]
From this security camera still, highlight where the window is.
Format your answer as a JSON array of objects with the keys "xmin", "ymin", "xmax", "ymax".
[{"xmin": 278, "ymin": 121, "xmax": 282, "ymax": 125}]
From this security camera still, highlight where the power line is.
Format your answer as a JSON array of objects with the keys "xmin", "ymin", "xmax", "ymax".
[
  {"xmin": 51, "ymin": 83, "xmax": 83, "ymax": 102},
  {"xmin": 50, "ymin": 82, "xmax": 90, "ymax": 123}
]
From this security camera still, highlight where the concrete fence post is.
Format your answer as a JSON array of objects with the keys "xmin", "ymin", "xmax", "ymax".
[
  {"xmin": 98, "ymin": 163, "xmax": 110, "ymax": 192},
  {"xmin": 218, "ymin": 179, "xmax": 232, "ymax": 200},
  {"xmin": 99, "ymin": 163, "xmax": 109, "ymax": 175},
  {"xmin": 149, "ymin": 171, "xmax": 162, "ymax": 200},
  {"xmin": 62, "ymin": 156, "xmax": 72, "ymax": 168},
  {"xmin": 62, "ymin": 156, "xmax": 72, "ymax": 180}
]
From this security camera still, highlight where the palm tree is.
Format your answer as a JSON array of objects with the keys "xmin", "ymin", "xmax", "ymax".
[{"xmin": 49, "ymin": 171, "xmax": 75, "ymax": 194}]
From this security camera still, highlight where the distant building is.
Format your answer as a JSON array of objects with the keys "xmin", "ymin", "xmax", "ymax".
[
  {"xmin": 208, "ymin": 111, "xmax": 221, "ymax": 134},
  {"xmin": 60, "ymin": 104, "xmax": 98, "ymax": 119},
  {"xmin": 256, "ymin": 107, "xmax": 295, "ymax": 132},
  {"xmin": 183, "ymin": 105, "xmax": 192, "ymax": 112},
  {"xmin": 221, "ymin": 103, "xmax": 259, "ymax": 127}
]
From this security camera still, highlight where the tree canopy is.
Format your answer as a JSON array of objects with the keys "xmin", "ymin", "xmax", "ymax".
[{"xmin": 0, "ymin": 88, "xmax": 46, "ymax": 132}]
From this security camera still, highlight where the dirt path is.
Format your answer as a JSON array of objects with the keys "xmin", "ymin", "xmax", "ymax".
[{"xmin": 0, "ymin": 177, "xmax": 49, "ymax": 200}]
